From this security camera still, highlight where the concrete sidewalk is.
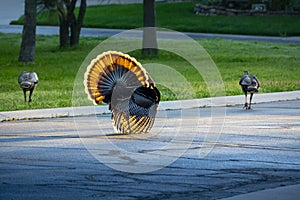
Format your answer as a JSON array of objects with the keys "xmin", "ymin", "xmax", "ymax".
[{"xmin": 1, "ymin": 90, "xmax": 299, "ymax": 121}]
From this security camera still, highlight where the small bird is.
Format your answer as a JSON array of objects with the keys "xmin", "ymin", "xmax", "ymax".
[
  {"xmin": 18, "ymin": 71, "xmax": 39, "ymax": 102},
  {"xmin": 84, "ymin": 51, "xmax": 160, "ymax": 134},
  {"xmin": 239, "ymin": 70, "xmax": 260, "ymax": 109}
]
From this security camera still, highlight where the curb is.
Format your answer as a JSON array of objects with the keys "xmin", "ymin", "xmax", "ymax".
[{"xmin": 1, "ymin": 91, "xmax": 299, "ymax": 122}]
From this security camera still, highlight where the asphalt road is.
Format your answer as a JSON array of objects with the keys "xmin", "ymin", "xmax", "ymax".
[
  {"xmin": 1, "ymin": 100, "xmax": 299, "ymax": 199},
  {"xmin": 1, "ymin": 24, "xmax": 300, "ymax": 44}
]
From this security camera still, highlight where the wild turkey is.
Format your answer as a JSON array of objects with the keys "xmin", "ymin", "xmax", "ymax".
[
  {"xmin": 239, "ymin": 70, "xmax": 260, "ymax": 109},
  {"xmin": 84, "ymin": 51, "xmax": 160, "ymax": 134},
  {"xmin": 18, "ymin": 71, "xmax": 39, "ymax": 102}
]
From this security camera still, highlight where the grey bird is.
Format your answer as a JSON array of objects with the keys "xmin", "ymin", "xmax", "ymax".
[
  {"xmin": 18, "ymin": 71, "xmax": 39, "ymax": 102},
  {"xmin": 239, "ymin": 70, "xmax": 260, "ymax": 109}
]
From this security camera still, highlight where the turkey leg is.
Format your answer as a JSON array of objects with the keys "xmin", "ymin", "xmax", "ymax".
[
  {"xmin": 28, "ymin": 88, "xmax": 34, "ymax": 102},
  {"xmin": 244, "ymin": 93, "xmax": 248, "ymax": 109},
  {"xmin": 248, "ymin": 93, "xmax": 254, "ymax": 109},
  {"xmin": 23, "ymin": 89, "xmax": 27, "ymax": 102}
]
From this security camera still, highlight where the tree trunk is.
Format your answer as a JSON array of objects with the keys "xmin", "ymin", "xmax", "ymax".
[
  {"xmin": 59, "ymin": 17, "xmax": 70, "ymax": 47},
  {"xmin": 65, "ymin": 0, "xmax": 76, "ymax": 46},
  {"xmin": 18, "ymin": 0, "xmax": 36, "ymax": 62},
  {"xmin": 55, "ymin": 0, "xmax": 86, "ymax": 47},
  {"xmin": 70, "ymin": 0, "xmax": 86, "ymax": 46},
  {"xmin": 57, "ymin": 2, "xmax": 70, "ymax": 47},
  {"xmin": 142, "ymin": 0, "xmax": 157, "ymax": 56},
  {"xmin": 62, "ymin": 0, "xmax": 86, "ymax": 46}
]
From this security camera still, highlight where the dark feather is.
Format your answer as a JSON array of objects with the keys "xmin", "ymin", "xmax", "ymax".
[
  {"xmin": 18, "ymin": 71, "xmax": 38, "ymax": 102},
  {"xmin": 84, "ymin": 51, "xmax": 160, "ymax": 134},
  {"xmin": 18, "ymin": 71, "xmax": 38, "ymax": 90},
  {"xmin": 239, "ymin": 70, "xmax": 260, "ymax": 109},
  {"xmin": 239, "ymin": 70, "xmax": 260, "ymax": 93}
]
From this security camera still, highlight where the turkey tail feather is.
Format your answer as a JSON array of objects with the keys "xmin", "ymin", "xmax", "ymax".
[
  {"xmin": 84, "ymin": 51, "xmax": 160, "ymax": 134},
  {"xmin": 84, "ymin": 51, "xmax": 150, "ymax": 105}
]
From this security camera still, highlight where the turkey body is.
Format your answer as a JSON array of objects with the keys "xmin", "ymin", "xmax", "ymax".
[
  {"xmin": 239, "ymin": 70, "xmax": 260, "ymax": 109},
  {"xmin": 84, "ymin": 51, "xmax": 160, "ymax": 134},
  {"xmin": 18, "ymin": 71, "xmax": 39, "ymax": 102}
]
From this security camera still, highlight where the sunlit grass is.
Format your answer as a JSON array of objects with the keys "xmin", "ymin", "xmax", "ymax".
[
  {"xmin": 11, "ymin": 2, "xmax": 300, "ymax": 36},
  {"xmin": 0, "ymin": 33, "xmax": 299, "ymax": 111}
]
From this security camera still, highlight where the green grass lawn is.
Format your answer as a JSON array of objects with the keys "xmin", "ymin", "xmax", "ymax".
[
  {"xmin": 1, "ymin": 33, "xmax": 299, "ymax": 111},
  {"xmin": 11, "ymin": 2, "xmax": 300, "ymax": 36}
]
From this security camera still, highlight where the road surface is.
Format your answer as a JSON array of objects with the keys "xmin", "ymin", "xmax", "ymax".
[{"xmin": 1, "ymin": 100, "xmax": 299, "ymax": 199}]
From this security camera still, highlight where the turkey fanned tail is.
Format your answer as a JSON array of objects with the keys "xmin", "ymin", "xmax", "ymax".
[{"xmin": 84, "ymin": 51, "xmax": 160, "ymax": 134}]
